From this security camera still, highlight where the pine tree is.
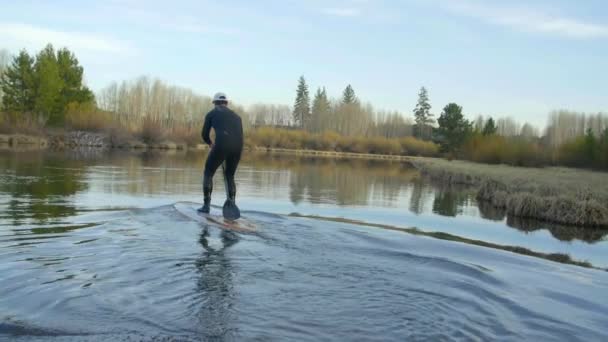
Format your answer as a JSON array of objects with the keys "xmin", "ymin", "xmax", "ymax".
[
  {"xmin": 311, "ymin": 87, "xmax": 330, "ymax": 132},
  {"xmin": 56, "ymin": 47, "xmax": 94, "ymax": 111},
  {"xmin": 482, "ymin": 117, "xmax": 497, "ymax": 136},
  {"xmin": 1, "ymin": 50, "xmax": 35, "ymax": 113},
  {"xmin": 584, "ymin": 128, "xmax": 598, "ymax": 166},
  {"xmin": 292, "ymin": 76, "xmax": 310, "ymax": 128},
  {"xmin": 342, "ymin": 84, "xmax": 357, "ymax": 104},
  {"xmin": 413, "ymin": 86, "xmax": 433, "ymax": 140},
  {"xmin": 34, "ymin": 44, "xmax": 64, "ymax": 125},
  {"xmin": 436, "ymin": 103, "xmax": 472, "ymax": 153}
]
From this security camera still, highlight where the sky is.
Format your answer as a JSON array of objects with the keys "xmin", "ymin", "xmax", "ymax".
[{"xmin": 0, "ymin": 0, "xmax": 607, "ymax": 127}]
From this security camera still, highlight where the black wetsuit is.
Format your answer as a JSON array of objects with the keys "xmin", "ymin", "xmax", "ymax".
[{"xmin": 201, "ymin": 105, "xmax": 244, "ymax": 200}]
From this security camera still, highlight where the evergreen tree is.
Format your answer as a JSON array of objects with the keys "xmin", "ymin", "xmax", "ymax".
[
  {"xmin": 34, "ymin": 44, "xmax": 64, "ymax": 124},
  {"xmin": 413, "ymin": 86, "xmax": 433, "ymax": 140},
  {"xmin": 436, "ymin": 103, "xmax": 472, "ymax": 153},
  {"xmin": 482, "ymin": 117, "xmax": 497, "ymax": 135},
  {"xmin": 56, "ymin": 47, "xmax": 94, "ymax": 110},
  {"xmin": 311, "ymin": 87, "xmax": 330, "ymax": 132},
  {"xmin": 0, "ymin": 50, "xmax": 35, "ymax": 112},
  {"xmin": 584, "ymin": 128, "xmax": 598, "ymax": 165},
  {"xmin": 292, "ymin": 76, "xmax": 310, "ymax": 128},
  {"xmin": 342, "ymin": 84, "xmax": 357, "ymax": 104}
]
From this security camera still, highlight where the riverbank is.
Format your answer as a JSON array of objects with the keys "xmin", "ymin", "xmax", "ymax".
[
  {"xmin": 260, "ymin": 150, "xmax": 608, "ymax": 230},
  {"xmin": 0, "ymin": 132, "xmax": 199, "ymax": 151},
  {"xmin": 4, "ymin": 132, "xmax": 608, "ymax": 228},
  {"xmin": 412, "ymin": 158, "xmax": 608, "ymax": 228},
  {"xmin": 0, "ymin": 134, "xmax": 48, "ymax": 148},
  {"xmin": 247, "ymin": 146, "xmax": 608, "ymax": 229},
  {"xmin": 0, "ymin": 132, "xmax": 419, "ymax": 161}
]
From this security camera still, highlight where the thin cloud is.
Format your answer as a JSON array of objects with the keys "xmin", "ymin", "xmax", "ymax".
[
  {"xmin": 444, "ymin": 0, "xmax": 608, "ymax": 39},
  {"xmin": 165, "ymin": 21, "xmax": 241, "ymax": 36},
  {"xmin": 116, "ymin": 7, "xmax": 241, "ymax": 36},
  {"xmin": 322, "ymin": 7, "xmax": 361, "ymax": 17},
  {"xmin": 0, "ymin": 23, "xmax": 134, "ymax": 53}
]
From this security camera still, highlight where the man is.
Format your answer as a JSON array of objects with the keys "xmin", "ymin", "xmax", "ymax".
[{"xmin": 198, "ymin": 92, "xmax": 244, "ymax": 214}]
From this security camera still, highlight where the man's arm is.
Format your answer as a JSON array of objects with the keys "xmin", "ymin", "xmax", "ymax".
[{"xmin": 201, "ymin": 112, "xmax": 212, "ymax": 145}]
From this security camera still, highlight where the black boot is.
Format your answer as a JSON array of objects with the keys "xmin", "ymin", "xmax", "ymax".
[
  {"xmin": 198, "ymin": 178, "xmax": 212, "ymax": 214},
  {"xmin": 222, "ymin": 177, "xmax": 240, "ymax": 220}
]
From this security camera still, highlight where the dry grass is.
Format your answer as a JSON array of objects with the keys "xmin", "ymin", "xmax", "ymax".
[
  {"xmin": 462, "ymin": 134, "xmax": 549, "ymax": 167},
  {"xmin": 64, "ymin": 103, "xmax": 113, "ymax": 132},
  {"xmin": 246, "ymin": 128, "xmax": 439, "ymax": 157},
  {"xmin": 0, "ymin": 112, "xmax": 46, "ymax": 135},
  {"xmin": 413, "ymin": 158, "xmax": 608, "ymax": 227}
]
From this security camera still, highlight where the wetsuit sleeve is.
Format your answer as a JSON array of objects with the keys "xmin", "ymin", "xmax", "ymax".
[{"xmin": 202, "ymin": 112, "xmax": 212, "ymax": 145}]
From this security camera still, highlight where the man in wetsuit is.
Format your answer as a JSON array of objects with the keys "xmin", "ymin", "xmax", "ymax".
[{"xmin": 198, "ymin": 92, "xmax": 244, "ymax": 214}]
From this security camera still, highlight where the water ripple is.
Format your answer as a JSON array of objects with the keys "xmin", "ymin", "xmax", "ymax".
[{"xmin": 0, "ymin": 203, "xmax": 607, "ymax": 341}]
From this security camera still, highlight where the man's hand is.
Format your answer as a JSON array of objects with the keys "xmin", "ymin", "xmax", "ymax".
[{"xmin": 209, "ymin": 142, "xmax": 214, "ymax": 150}]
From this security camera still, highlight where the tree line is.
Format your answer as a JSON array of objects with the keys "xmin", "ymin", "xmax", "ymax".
[
  {"xmin": 1, "ymin": 46, "xmax": 606, "ymax": 170},
  {"xmin": 292, "ymin": 76, "xmax": 415, "ymax": 139},
  {"xmin": 289, "ymin": 75, "xmax": 607, "ymax": 169},
  {"xmin": 0, "ymin": 44, "xmax": 94, "ymax": 126}
]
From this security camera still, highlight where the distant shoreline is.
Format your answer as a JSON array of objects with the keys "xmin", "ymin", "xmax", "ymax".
[
  {"xmin": 3, "ymin": 132, "xmax": 607, "ymax": 229},
  {"xmin": 0, "ymin": 132, "xmax": 421, "ymax": 162}
]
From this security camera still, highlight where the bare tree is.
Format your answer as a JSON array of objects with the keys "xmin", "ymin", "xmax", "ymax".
[
  {"xmin": 544, "ymin": 110, "xmax": 608, "ymax": 147},
  {"xmin": 496, "ymin": 117, "xmax": 520, "ymax": 137}
]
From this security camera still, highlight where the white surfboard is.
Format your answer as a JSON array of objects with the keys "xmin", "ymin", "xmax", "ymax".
[{"xmin": 174, "ymin": 202, "xmax": 256, "ymax": 233}]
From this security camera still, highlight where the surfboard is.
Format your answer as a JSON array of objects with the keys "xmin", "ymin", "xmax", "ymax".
[{"xmin": 174, "ymin": 202, "xmax": 256, "ymax": 233}]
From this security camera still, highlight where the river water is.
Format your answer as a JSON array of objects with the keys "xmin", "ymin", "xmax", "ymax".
[{"xmin": 1, "ymin": 149, "xmax": 607, "ymax": 341}]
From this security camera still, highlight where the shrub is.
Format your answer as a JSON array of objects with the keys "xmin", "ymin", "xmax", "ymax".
[
  {"xmin": 138, "ymin": 117, "xmax": 164, "ymax": 144},
  {"xmin": 65, "ymin": 102, "xmax": 114, "ymax": 132},
  {"xmin": 0, "ymin": 111, "xmax": 46, "ymax": 135},
  {"xmin": 168, "ymin": 126, "xmax": 199, "ymax": 146},
  {"xmin": 462, "ymin": 134, "xmax": 548, "ymax": 167},
  {"xmin": 243, "ymin": 127, "xmax": 440, "ymax": 156},
  {"xmin": 399, "ymin": 136, "xmax": 439, "ymax": 157}
]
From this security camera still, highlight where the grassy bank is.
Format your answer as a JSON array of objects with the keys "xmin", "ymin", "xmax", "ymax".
[
  {"xmin": 413, "ymin": 158, "xmax": 608, "ymax": 228},
  {"xmin": 246, "ymin": 127, "xmax": 439, "ymax": 157}
]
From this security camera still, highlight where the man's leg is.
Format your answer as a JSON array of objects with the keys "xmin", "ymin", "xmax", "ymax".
[
  {"xmin": 199, "ymin": 147, "xmax": 225, "ymax": 213},
  {"xmin": 223, "ymin": 149, "xmax": 242, "ymax": 202}
]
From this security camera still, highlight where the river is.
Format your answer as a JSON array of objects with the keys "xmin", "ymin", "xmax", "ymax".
[{"xmin": 1, "ymin": 149, "xmax": 607, "ymax": 341}]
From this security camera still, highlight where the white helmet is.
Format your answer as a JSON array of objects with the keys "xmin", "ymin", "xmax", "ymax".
[{"xmin": 213, "ymin": 92, "xmax": 228, "ymax": 103}]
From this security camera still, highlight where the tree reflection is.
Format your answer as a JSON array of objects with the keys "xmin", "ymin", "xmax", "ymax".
[
  {"xmin": 244, "ymin": 155, "xmax": 419, "ymax": 207},
  {"xmin": 478, "ymin": 198, "xmax": 608, "ymax": 243},
  {"xmin": 408, "ymin": 180, "xmax": 427, "ymax": 215},
  {"xmin": 0, "ymin": 151, "xmax": 88, "ymax": 225},
  {"xmin": 431, "ymin": 185, "xmax": 472, "ymax": 217},
  {"xmin": 477, "ymin": 201, "xmax": 507, "ymax": 221},
  {"xmin": 506, "ymin": 215, "xmax": 608, "ymax": 243}
]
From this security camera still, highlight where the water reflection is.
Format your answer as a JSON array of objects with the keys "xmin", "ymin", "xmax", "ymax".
[
  {"xmin": 195, "ymin": 226, "xmax": 238, "ymax": 340},
  {"xmin": 431, "ymin": 185, "xmax": 472, "ymax": 217},
  {"xmin": 1, "ymin": 150, "xmax": 607, "ymax": 245},
  {"xmin": 476, "ymin": 198, "xmax": 608, "ymax": 243},
  {"xmin": 243, "ymin": 156, "xmax": 420, "ymax": 206},
  {"xmin": 506, "ymin": 216, "xmax": 608, "ymax": 243},
  {"xmin": 478, "ymin": 200, "xmax": 507, "ymax": 221},
  {"xmin": 0, "ymin": 151, "xmax": 87, "ymax": 225},
  {"xmin": 408, "ymin": 180, "xmax": 428, "ymax": 215}
]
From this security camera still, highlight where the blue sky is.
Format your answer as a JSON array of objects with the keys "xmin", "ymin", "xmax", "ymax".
[{"xmin": 1, "ymin": 0, "xmax": 607, "ymax": 127}]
